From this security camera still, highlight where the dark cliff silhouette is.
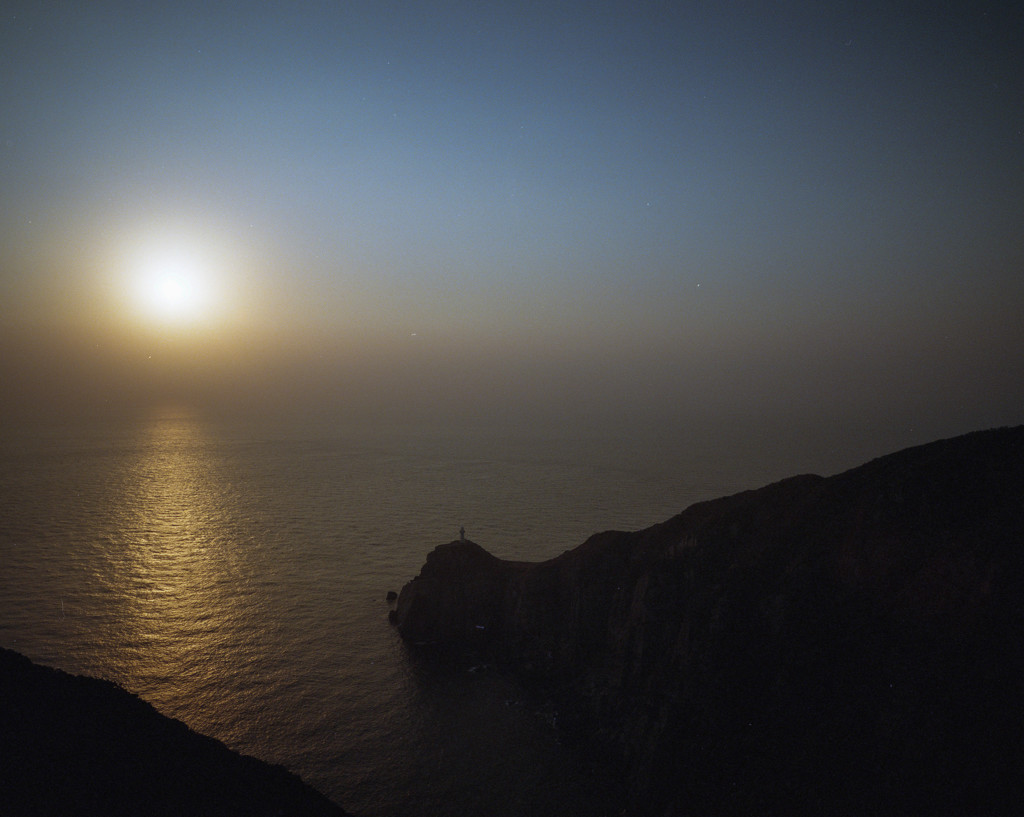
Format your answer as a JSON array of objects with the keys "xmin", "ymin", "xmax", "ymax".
[
  {"xmin": 0, "ymin": 648, "xmax": 348, "ymax": 816},
  {"xmin": 393, "ymin": 426, "xmax": 1024, "ymax": 816}
]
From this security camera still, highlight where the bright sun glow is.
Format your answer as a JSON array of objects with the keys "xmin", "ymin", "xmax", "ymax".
[{"xmin": 132, "ymin": 242, "xmax": 215, "ymax": 325}]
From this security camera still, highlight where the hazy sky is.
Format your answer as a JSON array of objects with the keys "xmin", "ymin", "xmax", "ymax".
[{"xmin": 2, "ymin": 1, "xmax": 1022, "ymax": 468}]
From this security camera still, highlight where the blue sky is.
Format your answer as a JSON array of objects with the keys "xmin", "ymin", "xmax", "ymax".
[{"xmin": 2, "ymin": 0, "xmax": 1022, "ymax": 469}]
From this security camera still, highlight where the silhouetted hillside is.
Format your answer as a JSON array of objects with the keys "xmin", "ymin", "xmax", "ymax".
[
  {"xmin": 0, "ymin": 648, "xmax": 349, "ymax": 817},
  {"xmin": 394, "ymin": 426, "xmax": 1024, "ymax": 815}
]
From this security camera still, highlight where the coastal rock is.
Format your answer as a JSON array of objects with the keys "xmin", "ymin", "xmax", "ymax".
[
  {"xmin": 0, "ymin": 647, "xmax": 349, "ymax": 817},
  {"xmin": 394, "ymin": 426, "xmax": 1024, "ymax": 815}
]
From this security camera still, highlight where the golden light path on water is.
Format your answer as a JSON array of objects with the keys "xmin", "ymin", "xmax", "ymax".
[{"xmin": 108, "ymin": 410, "xmax": 268, "ymax": 744}]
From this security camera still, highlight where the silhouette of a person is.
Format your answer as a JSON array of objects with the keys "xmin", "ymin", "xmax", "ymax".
[{"xmin": 459, "ymin": 526, "xmax": 465, "ymax": 541}]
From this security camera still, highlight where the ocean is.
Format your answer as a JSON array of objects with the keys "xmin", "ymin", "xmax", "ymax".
[{"xmin": 0, "ymin": 410, "xmax": 759, "ymax": 815}]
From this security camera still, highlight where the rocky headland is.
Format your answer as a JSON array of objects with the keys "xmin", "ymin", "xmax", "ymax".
[
  {"xmin": 393, "ymin": 427, "xmax": 1024, "ymax": 815},
  {"xmin": 0, "ymin": 647, "xmax": 349, "ymax": 816}
]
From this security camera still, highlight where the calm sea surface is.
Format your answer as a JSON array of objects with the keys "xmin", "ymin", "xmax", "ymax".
[{"xmin": 0, "ymin": 412, "xmax": 758, "ymax": 815}]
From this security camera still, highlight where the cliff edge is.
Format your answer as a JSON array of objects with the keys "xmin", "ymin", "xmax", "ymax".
[
  {"xmin": 393, "ymin": 427, "xmax": 1024, "ymax": 815},
  {"xmin": 0, "ymin": 647, "xmax": 349, "ymax": 817}
]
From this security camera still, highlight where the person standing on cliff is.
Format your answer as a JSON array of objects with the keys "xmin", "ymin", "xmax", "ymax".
[{"xmin": 459, "ymin": 526, "xmax": 465, "ymax": 541}]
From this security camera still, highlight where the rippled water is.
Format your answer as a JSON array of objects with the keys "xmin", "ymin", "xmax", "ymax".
[{"xmin": 0, "ymin": 411, "xmax": 752, "ymax": 815}]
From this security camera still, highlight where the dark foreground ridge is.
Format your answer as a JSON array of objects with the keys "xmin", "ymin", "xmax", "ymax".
[
  {"xmin": 394, "ymin": 426, "xmax": 1024, "ymax": 816},
  {"xmin": 0, "ymin": 647, "xmax": 349, "ymax": 817}
]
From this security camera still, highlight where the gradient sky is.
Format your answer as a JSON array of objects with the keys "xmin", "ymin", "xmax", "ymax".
[{"xmin": 2, "ymin": 1, "xmax": 1022, "ymax": 471}]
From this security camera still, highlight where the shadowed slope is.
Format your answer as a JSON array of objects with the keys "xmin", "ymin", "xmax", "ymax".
[
  {"xmin": 0, "ymin": 648, "xmax": 349, "ymax": 817},
  {"xmin": 394, "ymin": 426, "xmax": 1024, "ymax": 815}
]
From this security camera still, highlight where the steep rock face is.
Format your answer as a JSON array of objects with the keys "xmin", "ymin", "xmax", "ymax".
[
  {"xmin": 394, "ymin": 427, "xmax": 1024, "ymax": 815},
  {"xmin": 0, "ymin": 648, "xmax": 349, "ymax": 817}
]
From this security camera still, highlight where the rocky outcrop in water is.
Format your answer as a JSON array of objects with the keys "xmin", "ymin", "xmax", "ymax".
[
  {"xmin": 0, "ymin": 647, "xmax": 349, "ymax": 817},
  {"xmin": 393, "ymin": 427, "xmax": 1024, "ymax": 815}
]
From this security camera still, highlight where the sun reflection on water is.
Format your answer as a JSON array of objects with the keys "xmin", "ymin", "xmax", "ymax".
[{"xmin": 112, "ymin": 409, "xmax": 262, "ymax": 738}]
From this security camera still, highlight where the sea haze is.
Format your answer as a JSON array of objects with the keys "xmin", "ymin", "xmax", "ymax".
[{"xmin": 1, "ymin": 411, "xmax": 754, "ymax": 816}]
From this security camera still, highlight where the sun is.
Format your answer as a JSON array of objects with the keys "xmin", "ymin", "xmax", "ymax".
[
  {"xmin": 114, "ymin": 223, "xmax": 245, "ymax": 334},
  {"xmin": 132, "ymin": 242, "xmax": 214, "ymax": 325}
]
